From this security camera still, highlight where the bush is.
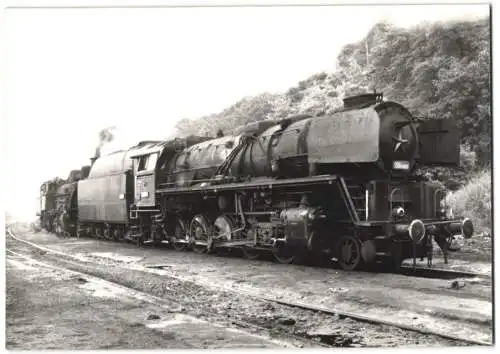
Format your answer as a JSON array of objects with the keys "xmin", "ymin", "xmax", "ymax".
[
  {"xmin": 312, "ymin": 72, "xmax": 328, "ymax": 81},
  {"xmin": 445, "ymin": 170, "xmax": 492, "ymax": 233}
]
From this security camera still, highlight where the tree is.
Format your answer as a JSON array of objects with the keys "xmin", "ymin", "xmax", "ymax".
[{"xmin": 174, "ymin": 18, "xmax": 490, "ymax": 171}]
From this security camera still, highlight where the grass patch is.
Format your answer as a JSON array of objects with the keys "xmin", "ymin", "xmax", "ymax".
[{"xmin": 445, "ymin": 170, "xmax": 492, "ymax": 234}]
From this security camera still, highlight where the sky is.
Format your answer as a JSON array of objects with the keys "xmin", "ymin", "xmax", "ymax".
[{"xmin": 3, "ymin": 2, "xmax": 490, "ymax": 221}]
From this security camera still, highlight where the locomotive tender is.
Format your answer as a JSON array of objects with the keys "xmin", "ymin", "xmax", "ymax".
[{"xmin": 40, "ymin": 93, "xmax": 474, "ymax": 270}]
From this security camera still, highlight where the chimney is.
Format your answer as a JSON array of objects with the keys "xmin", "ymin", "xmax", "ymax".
[{"xmin": 342, "ymin": 92, "xmax": 383, "ymax": 109}]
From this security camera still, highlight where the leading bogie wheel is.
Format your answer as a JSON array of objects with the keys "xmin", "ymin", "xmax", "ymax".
[
  {"xmin": 103, "ymin": 226, "xmax": 111, "ymax": 241},
  {"xmin": 337, "ymin": 234, "xmax": 363, "ymax": 271}
]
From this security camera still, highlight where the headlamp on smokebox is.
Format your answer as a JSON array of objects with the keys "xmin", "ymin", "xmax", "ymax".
[{"xmin": 392, "ymin": 206, "xmax": 406, "ymax": 218}]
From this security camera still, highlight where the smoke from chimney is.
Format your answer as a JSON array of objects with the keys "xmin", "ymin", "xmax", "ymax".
[{"xmin": 94, "ymin": 126, "xmax": 116, "ymax": 160}]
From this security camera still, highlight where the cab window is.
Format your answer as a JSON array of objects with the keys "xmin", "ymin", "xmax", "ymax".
[
  {"xmin": 137, "ymin": 156, "xmax": 148, "ymax": 171},
  {"xmin": 136, "ymin": 153, "xmax": 158, "ymax": 172}
]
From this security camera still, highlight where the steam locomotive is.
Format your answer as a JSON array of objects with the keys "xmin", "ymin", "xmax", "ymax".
[
  {"xmin": 39, "ymin": 93, "xmax": 474, "ymax": 270},
  {"xmin": 39, "ymin": 166, "xmax": 91, "ymax": 235}
]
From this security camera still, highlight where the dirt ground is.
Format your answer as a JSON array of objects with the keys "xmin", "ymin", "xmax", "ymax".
[
  {"xmin": 457, "ymin": 235, "xmax": 493, "ymax": 262},
  {"xmin": 5, "ymin": 251, "xmax": 290, "ymax": 350},
  {"xmin": 6, "ymin": 226, "xmax": 494, "ymax": 347}
]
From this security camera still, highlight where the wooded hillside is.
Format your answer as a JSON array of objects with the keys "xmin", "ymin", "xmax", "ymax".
[{"xmin": 174, "ymin": 18, "xmax": 491, "ymax": 172}]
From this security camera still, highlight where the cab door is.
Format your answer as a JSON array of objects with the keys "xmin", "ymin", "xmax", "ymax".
[
  {"xmin": 417, "ymin": 118, "xmax": 460, "ymax": 166},
  {"xmin": 133, "ymin": 153, "xmax": 158, "ymax": 208}
]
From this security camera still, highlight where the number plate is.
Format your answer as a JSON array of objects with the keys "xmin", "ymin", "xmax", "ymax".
[{"xmin": 393, "ymin": 160, "xmax": 410, "ymax": 170}]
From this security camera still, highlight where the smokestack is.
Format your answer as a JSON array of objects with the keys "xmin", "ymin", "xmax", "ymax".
[{"xmin": 342, "ymin": 92, "xmax": 383, "ymax": 109}]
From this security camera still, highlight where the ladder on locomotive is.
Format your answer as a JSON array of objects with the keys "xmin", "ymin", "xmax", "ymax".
[{"xmin": 346, "ymin": 183, "xmax": 368, "ymax": 222}]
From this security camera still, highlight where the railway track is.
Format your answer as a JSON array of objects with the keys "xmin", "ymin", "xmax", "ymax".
[
  {"xmin": 398, "ymin": 265, "xmax": 488, "ymax": 280},
  {"xmin": 6, "ymin": 248, "xmax": 329, "ymax": 349},
  {"xmin": 6, "ymin": 229, "xmax": 491, "ymax": 346},
  {"xmin": 8, "ymin": 227, "xmax": 488, "ymax": 281}
]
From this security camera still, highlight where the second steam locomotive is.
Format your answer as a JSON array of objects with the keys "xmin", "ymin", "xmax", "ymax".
[{"xmin": 39, "ymin": 92, "xmax": 474, "ymax": 270}]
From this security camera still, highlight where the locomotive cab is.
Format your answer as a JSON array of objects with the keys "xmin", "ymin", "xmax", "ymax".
[
  {"xmin": 127, "ymin": 141, "xmax": 166, "ymax": 244},
  {"xmin": 133, "ymin": 151, "xmax": 158, "ymax": 208}
]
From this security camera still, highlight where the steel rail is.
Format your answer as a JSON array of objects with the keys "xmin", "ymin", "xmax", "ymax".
[
  {"xmin": 7, "ymin": 226, "xmax": 488, "ymax": 281},
  {"xmin": 399, "ymin": 265, "xmax": 490, "ymax": 280},
  {"xmin": 6, "ymin": 229, "xmax": 491, "ymax": 346}
]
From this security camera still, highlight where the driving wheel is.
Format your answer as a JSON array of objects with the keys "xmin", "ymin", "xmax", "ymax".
[
  {"xmin": 172, "ymin": 218, "xmax": 189, "ymax": 251},
  {"xmin": 190, "ymin": 215, "xmax": 210, "ymax": 254}
]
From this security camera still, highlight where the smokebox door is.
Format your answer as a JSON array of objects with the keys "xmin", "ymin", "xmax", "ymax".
[{"xmin": 418, "ymin": 118, "xmax": 460, "ymax": 166}]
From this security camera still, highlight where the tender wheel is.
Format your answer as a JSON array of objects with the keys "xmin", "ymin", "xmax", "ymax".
[
  {"xmin": 190, "ymin": 215, "xmax": 211, "ymax": 254},
  {"xmin": 172, "ymin": 218, "xmax": 189, "ymax": 251},
  {"xmin": 113, "ymin": 228, "xmax": 122, "ymax": 241},
  {"xmin": 273, "ymin": 246, "xmax": 298, "ymax": 264},
  {"xmin": 337, "ymin": 235, "xmax": 363, "ymax": 271},
  {"xmin": 103, "ymin": 226, "xmax": 113, "ymax": 241},
  {"xmin": 76, "ymin": 223, "xmax": 88, "ymax": 239},
  {"xmin": 93, "ymin": 226, "xmax": 102, "ymax": 239}
]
